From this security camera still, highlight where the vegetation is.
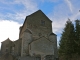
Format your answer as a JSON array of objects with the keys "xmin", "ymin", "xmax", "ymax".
[
  {"xmin": 59, "ymin": 19, "xmax": 80, "ymax": 60},
  {"xmin": 75, "ymin": 20, "xmax": 80, "ymax": 54}
]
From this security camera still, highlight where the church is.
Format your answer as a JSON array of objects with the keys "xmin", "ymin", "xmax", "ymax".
[{"xmin": 0, "ymin": 10, "xmax": 58, "ymax": 60}]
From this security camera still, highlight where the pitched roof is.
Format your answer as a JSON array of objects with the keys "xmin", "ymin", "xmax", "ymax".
[
  {"xmin": 26, "ymin": 10, "xmax": 52, "ymax": 22},
  {"xmin": 1, "ymin": 38, "xmax": 12, "ymax": 43},
  {"xmin": 20, "ymin": 10, "xmax": 52, "ymax": 34},
  {"xmin": 29, "ymin": 36, "xmax": 54, "ymax": 44}
]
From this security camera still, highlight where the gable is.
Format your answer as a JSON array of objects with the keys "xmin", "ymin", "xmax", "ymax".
[
  {"xmin": 28, "ymin": 10, "xmax": 52, "ymax": 22},
  {"xmin": 29, "ymin": 36, "xmax": 54, "ymax": 56},
  {"xmin": 1, "ymin": 38, "xmax": 12, "ymax": 44},
  {"xmin": 26, "ymin": 10, "xmax": 52, "ymax": 27},
  {"xmin": 30, "ymin": 36, "xmax": 54, "ymax": 46},
  {"xmin": 19, "ymin": 10, "xmax": 52, "ymax": 38}
]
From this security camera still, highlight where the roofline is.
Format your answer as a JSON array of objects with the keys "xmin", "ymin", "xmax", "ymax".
[
  {"xmin": 29, "ymin": 36, "xmax": 54, "ymax": 44},
  {"xmin": 20, "ymin": 10, "xmax": 52, "ymax": 34},
  {"xmin": 1, "ymin": 38, "xmax": 12, "ymax": 43}
]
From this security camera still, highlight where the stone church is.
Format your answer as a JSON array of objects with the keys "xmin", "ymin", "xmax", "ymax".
[{"xmin": 0, "ymin": 10, "xmax": 58, "ymax": 60}]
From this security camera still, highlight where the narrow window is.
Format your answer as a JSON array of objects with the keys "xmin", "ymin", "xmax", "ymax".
[{"xmin": 41, "ymin": 20, "xmax": 45, "ymax": 26}]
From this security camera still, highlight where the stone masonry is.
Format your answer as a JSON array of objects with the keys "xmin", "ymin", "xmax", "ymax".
[{"xmin": 0, "ymin": 10, "xmax": 58, "ymax": 60}]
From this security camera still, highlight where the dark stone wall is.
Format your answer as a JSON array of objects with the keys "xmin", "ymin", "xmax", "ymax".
[
  {"xmin": 14, "ymin": 39, "xmax": 22, "ymax": 56},
  {"xmin": 19, "ymin": 10, "xmax": 52, "ymax": 39}
]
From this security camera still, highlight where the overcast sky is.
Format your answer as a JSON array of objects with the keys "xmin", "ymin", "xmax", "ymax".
[{"xmin": 0, "ymin": 0, "xmax": 80, "ymax": 47}]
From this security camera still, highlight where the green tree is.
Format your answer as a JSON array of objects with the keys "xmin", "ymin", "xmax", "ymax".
[
  {"xmin": 59, "ymin": 19, "xmax": 76, "ymax": 56},
  {"xmin": 75, "ymin": 19, "xmax": 80, "ymax": 54}
]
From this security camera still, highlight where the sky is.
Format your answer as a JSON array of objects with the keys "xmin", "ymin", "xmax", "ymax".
[{"xmin": 0, "ymin": 0, "xmax": 80, "ymax": 47}]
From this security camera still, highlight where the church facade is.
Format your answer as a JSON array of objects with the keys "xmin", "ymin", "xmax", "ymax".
[{"xmin": 1, "ymin": 10, "xmax": 58, "ymax": 60}]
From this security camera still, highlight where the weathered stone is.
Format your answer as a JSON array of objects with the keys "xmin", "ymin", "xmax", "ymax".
[{"xmin": 1, "ymin": 10, "xmax": 58, "ymax": 60}]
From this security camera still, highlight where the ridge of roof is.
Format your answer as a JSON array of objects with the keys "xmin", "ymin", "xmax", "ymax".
[
  {"xmin": 27, "ymin": 10, "xmax": 52, "ymax": 22},
  {"xmin": 1, "ymin": 38, "xmax": 12, "ymax": 43},
  {"xmin": 20, "ymin": 10, "xmax": 52, "ymax": 34}
]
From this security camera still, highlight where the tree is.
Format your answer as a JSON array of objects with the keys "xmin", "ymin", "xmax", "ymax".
[
  {"xmin": 75, "ymin": 19, "xmax": 80, "ymax": 54},
  {"xmin": 59, "ymin": 19, "xmax": 76, "ymax": 56}
]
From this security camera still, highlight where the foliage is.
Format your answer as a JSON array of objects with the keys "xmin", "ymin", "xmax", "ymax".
[
  {"xmin": 59, "ymin": 19, "xmax": 77, "ymax": 57},
  {"xmin": 75, "ymin": 20, "xmax": 80, "ymax": 54},
  {"xmin": 59, "ymin": 19, "xmax": 80, "ymax": 60}
]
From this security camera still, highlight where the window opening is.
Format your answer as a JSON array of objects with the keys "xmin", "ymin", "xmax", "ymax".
[{"xmin": 41, "ymin": 20, "xmax": 45, "ymax": 26}]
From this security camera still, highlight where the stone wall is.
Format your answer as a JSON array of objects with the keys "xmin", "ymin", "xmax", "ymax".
[
  {"xmin": 13, "ymin": 39, "xmax": 22, "ymax": 56},
  {"xmin": 29, "ymin": 37, "xmax": 54, "ymax": 57},
  {"xmin": 26, "ymin": 10, "xmax": 52, "ymax": 39},
  {"xmin": 1, "ymin": 39, "xmax": 13, "ymax": 54},
  {"xmin": 0, "ymin": 10, "xmax": 58, "ymax": 60},
  {"xmin": 0, "ymin": 53, "xmax": 17, "ymax": 60},
  {"xmin": 19, "ymin": 56, "xmax": 40, "ymax": 60},
  {"xmin": 49, "ymin": 34, "xmax": 58, "ymax": 59},
  {"xmin": 19, "ymin": 10, "xmax": 52, "ymax": 39},
  {"xmin": 21, "ymin": 29, "xmax": 32, "ymax": 56}
]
